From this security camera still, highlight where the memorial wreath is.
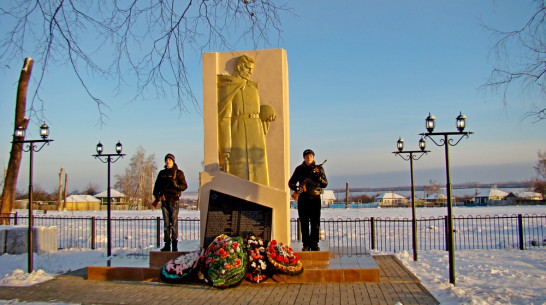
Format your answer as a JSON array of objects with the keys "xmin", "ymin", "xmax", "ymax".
[
  {"xmin": 199, "ymin": 234, "xmax": 248, "ymax": 288},
  {"xmin": 244, "ymin": 234, "xmax": 268, "ymax": 283},
  {"xmin": 160, "ymin": 249, "xmax": 202, "ymax": 283},
  {"xmin": 266, "ymin": 240, "xmax": 303, "ymax": 275}
]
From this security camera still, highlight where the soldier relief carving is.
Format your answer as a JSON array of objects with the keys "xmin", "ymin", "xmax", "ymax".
[{"xmin": 217, "ymin": 55, "xmax": 276, "ymax": 186}]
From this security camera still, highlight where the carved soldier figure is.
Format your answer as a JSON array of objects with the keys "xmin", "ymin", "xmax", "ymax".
[{"xmin": 217, "ymin": 55, "xmax": 276, "ymax": 186}]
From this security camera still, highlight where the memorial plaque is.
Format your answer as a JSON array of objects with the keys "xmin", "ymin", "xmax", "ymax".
[{"xmin": 204, "ymin": 190, "xmax": 272, "ymax": 247}]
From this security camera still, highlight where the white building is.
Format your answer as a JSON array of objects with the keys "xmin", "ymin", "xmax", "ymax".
[
  {"xmin": 374, "ymin": 192, "xmax": 408, "ymax": 207},
  {"xmin": 321, "ymin": 190, "xmax": 336, "ymax": 206},
  {"xmin": 94, "ymin": 189, "xmax": 126, "ymax": 204},
  {"xmin": 65, "ymin": 195, "xmax": 101, "ymax": 210},
  {"xmin": 474, "ymin": 187, "xmax": 508, "ymax": 205}
]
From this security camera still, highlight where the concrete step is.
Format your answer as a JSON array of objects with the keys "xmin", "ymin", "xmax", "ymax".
[
  {"xmin": 88, "ymin": 248, "xmax": 379, "ymax": 283},
  {"xmin": 272, "ymin": 254, "xmax": 380, "ymax": 283},
  {"xmin": 149, "ymin": 240, "xmax": 332, "ymax": 268}
]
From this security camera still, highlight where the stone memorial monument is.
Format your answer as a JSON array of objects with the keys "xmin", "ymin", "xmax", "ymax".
[{"xmin": 199, "ymin": 49, "xmax": 290, "ymax": 247}]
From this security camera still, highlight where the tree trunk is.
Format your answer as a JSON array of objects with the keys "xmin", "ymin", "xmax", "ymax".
[
  {"xmin": 63, "ymin": 171, "xmax": 68, "ymax": 210},
  {"xmin": 57, "ymin": 168, "xmax": 64, "ymax": 211},
  {"xmin": 0, "ymin": 58, "xmax": 33, "ymax": 224}
]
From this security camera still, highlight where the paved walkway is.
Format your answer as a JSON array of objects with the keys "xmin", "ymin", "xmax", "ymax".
[{"xmin": 0, "ymin": 256, "xmax": 439, "ymax": 305}]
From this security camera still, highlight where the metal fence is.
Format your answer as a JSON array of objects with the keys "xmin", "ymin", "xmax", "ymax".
[
  {"xmin": 292, "ymin": 214, "xmax": 545, "ymax": 255},
  {"xmin": 2, "ymin": 214, "xmax": 200, "ymax": 252},
  {"xmin": 1, "ymin": 213, "xmax": 544, "ymax": 255}
]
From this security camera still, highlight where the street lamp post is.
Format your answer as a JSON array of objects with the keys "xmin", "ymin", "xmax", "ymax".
[
  {"xmin": 92, "ymin": 141, "xmax": 125, "ymax": 264},
  {"xmin": 420, "ymin": 112, "xmax": 473, "ymax": 285},
  {"xmin": 12, "ymin": 123, "xmax": 54, "ymax": 273},
  {"xmin": 393, "ymin": 137, "xmax": 429, "ymax": 262}
]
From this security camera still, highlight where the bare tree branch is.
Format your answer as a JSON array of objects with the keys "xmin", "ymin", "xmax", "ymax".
[
  {"xmin": 481, "ymin": 0, "xmax": 545, "ymax": 121},
  {"xmin": 0, "ymin": 0, "xmax": 291, "ymax": 123}
]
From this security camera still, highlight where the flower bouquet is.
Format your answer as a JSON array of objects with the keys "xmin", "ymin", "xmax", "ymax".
[
  {"xmin": 160, "ymin": 249, "xmax": 202, "ymax": 283},
  {"xmin": 244, "ymin": 234, "xmax": 268, "ymax": 283},
  {"xmin": 266, "ymin": 240, "xmax": 303, "ymax": 275},
  {"xmin": 200, "ymin": 234, "xmax": 247, "ymax": 288}
]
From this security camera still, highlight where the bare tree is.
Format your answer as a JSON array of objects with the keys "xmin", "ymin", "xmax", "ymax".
[
  {"xmin": 84, "ymin": 182, "xmax": 99, "ymax": 196},
  {"xmin": 482, "ymin": 1, "xmax": 545, "ymax": 121},
  {"xmin": 0, "ymin": 0, "xmax": 290, "ymax": 122},
  {"xmin": 115, "ymin": 146, "xmax": 157, "ymax": 208},
  {"xmin": 0, "ymin": 58, "xmax": 33, "ymax": 223},
  {"xmin": 423, "ymin": 179, "xmax": 441, "ymax": 199},
  {"xmin": 531, "ymin": 149, "xmax": 546, "ymax": 198}
]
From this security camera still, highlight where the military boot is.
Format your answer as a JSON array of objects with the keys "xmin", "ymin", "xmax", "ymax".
[
  {"xmin": 160, "ymin": 240, "xmax": 171, "ymax": 252},
  {"xmin": 171, "ymin": 240, "xmax": 178, "ymax": 252}
]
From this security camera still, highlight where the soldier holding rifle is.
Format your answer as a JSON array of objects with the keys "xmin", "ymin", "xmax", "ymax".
[{"xmin": 288, "ymin": 149, "xmax": 328, "ymax": 251}]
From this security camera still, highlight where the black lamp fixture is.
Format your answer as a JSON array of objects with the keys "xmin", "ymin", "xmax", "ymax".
[
  {"xmin": 14, "ymin": 126, "xmax": 25, "ymax": 139},
  {"xmin": 456, "ymin": 112, "xmax": 467, "ymax": 132},
  {"xmin": 419, "ymin": 137, "xmax": 426, "ymax": 151},
  {"xmin": 425, "ymin": 113, "xmax": 436, "ymax": 133},
  {"xmin": 12, "ymin": 121, "xmax": 54, "ymax": 273},
  {"xmin": 115, "ymin": 141, "xmax": 123, "ymax": 154},
  {"xmin": 96, "ymin": 142, "xmax": 104, "ymax": 155},
  {"xmin": 39, "ymin": 123, "xmax": 49, "ymax": 139},
  {"xmin": 392, "ymin": 137, "xmax": 429, "ymax": 262},
  {"xmin": 396, "ymin": 137, "xmax": 404, "ymax": 152},
  {"xmin": 92, "ymin": 141, "xmax": 126, "ymax": 265},
  {"xmin": 420, "ymin": 112, "xmax": 473, "ymax": 286}
]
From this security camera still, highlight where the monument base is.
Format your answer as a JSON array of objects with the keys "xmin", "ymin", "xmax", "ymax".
[{"xmin": 87, "ymin": 245, "xmax": 380, "ymax": 283}]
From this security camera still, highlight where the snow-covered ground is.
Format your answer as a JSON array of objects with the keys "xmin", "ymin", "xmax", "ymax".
[{"xmin": 1, "ymin": 206, "xmax": 545, "ymax": 305}]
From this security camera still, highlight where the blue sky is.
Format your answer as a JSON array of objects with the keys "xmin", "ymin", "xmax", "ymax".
[{"xmin": 0, "ymin": 0, "xmax": 544, "ymax": 193}]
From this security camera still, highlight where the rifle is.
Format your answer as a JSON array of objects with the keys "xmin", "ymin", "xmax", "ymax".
[
  {"xmin": 150, "ymin": 179, "xmax": 171, "ymax": 208},
  {"xmin": 291, "ymin": 159, "xmax": 327, "ymax": 201}
]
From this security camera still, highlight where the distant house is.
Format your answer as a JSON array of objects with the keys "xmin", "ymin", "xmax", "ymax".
[
  {"xmin": 65, "ymin": 195, "xmax": 101, "ymax": 211},
  {"xmin": 516, "ymin": 191, "xmax": 543, "ymax": 201},
  {"xmin": 321, "ymin": 190, "xmax": 336, "ymax": 206},
  {"xmin": 504, "ymin": 191, "xmax": 544, "ymax": 204},
  {"xmin": 474, "ymin": 187, "xmax": 508, "ymax": 205},
  {"xmin": 374, "ymin": 192, "xmax": 408, "ymax": 207},
  {"xmin": 425, "ymin": 193, "xmax": 448, "ymax": 206},
  {"xmin": 94, "ymin": 189, "xmax": 127, "ymax": 208}
]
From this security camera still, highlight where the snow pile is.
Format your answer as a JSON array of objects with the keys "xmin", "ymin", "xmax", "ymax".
[{"xmin": 0, "ymin": 269, "xmax": 53, "ymax": 287}]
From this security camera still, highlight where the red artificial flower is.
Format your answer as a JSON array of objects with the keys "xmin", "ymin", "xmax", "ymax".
[{"xmin": 270, "ymin": 252, "xmax": 276, "ymax": 259}]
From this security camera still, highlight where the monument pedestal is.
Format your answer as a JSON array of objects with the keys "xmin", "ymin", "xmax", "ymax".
[
  {"xmin": 199, "ymin": 49, "xmax": 291, "ymax": 247},
  {"xmin": 88, "ymin": 247, "xmax": 380, "ymax": 283}
]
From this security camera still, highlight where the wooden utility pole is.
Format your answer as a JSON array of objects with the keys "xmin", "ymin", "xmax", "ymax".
[
  {"xmin": 63, "ymin": 172, "xmax": 68, "ymax": 210},
  {"xmin": 0, "ymin": 58, "xmax": 33, "ymax": 223},
  {"xmin": 345, "ymin": 182, "xmax": 349, "ymax": 208},
  {"xmin": 57, "ymin": 168, "xmax": 64, "ymax": 211}
]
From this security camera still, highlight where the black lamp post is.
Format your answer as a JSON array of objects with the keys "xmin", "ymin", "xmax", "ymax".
[
  {"xmin": 12, "ymin": 123, "xmax": 54, "ymax": 273},
  {"xmin": 92, "ymin": 141, "xmax": 125, "ymax": 264},
  {"xmin": 393, "ymin": 137, "xmax": 429, "ymax": 262},
  {"xmin": 420, "ymin": 112, "xmax": 473, "ymax": 285}
]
